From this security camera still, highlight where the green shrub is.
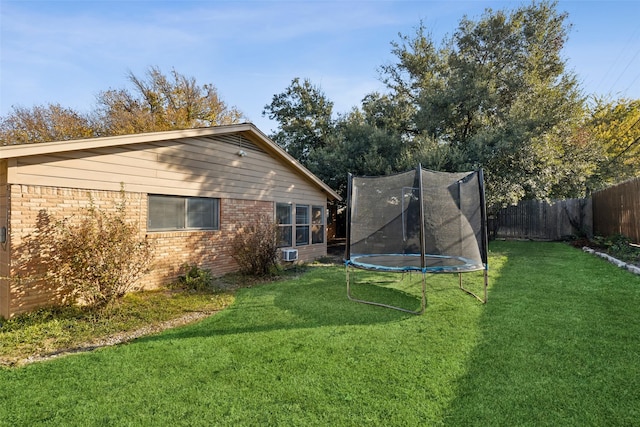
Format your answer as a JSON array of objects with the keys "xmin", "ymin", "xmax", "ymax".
[
  {"xmin": 177, "ymin": 264, "xmax": 214, "ymax": 292},
  {"xmin": 591, "ymin": 233, "xmax": 640, "ymax": 265},
  {"xmin": 230, "ymin": 214, "xmax": 280, "ymax": 276},
  {"xmin": 16, "ymin": 191, "xmax": 153, "ymax": 310}
]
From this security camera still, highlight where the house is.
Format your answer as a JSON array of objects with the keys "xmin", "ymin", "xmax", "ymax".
[{"xmin": 0, "ymin": 123, "xmax": 341, "ymax": 318}]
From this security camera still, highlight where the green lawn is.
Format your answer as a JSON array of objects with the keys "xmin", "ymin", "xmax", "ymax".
[{"xmin": 2, "ymin": 241, "xmax": 640, "ymax": 426}]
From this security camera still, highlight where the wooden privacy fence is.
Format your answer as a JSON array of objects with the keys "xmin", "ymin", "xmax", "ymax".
[
  {"xmin": 490, "ymin": 198, "xmax": 592, "ymax": 241},
  {"xmin": 593, "ymin": 177, "xmax": 640, "ymax": 243}
]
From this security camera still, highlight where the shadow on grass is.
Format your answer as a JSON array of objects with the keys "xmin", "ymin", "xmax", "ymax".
[
  {"xmin": 442, "ymin": 241, "xmax": 640, "ymax": 425},
  {"xmin": 136, "ymin": 266, "xmax": 418, "ymax": 343}
]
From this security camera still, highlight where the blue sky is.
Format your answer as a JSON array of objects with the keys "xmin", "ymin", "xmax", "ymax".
[{"xmin": 1, "ymin": 0, "xmax": 639, "ymax": 133}]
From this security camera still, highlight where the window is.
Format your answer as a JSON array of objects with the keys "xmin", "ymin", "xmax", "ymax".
[
  {"xmin": 312, "ymin": 206, "xmax": 325, "ymax": 244},
  {"xmin": 277, "ymin": 203, "xmax": 325, "ymax": 247},
  {"xmin": 276, "ymin": 203, "xmax": 292, "ymax": 247},
  {"xmin": 296, "ymin": 205, "xmax": 310, "ymax": 246},
  {"xmin": 148, "ymin": 195, "xmax": 219, "ymax": 231}
]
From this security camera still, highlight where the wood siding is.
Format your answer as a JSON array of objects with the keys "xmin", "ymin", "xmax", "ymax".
[{"xmin": 7, "ymin": 134, "xmax": 326, "ymax": 206}]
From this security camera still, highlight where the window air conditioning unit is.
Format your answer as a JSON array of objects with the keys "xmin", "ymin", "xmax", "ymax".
[{"xmin": 282, "ymin": 249, "xmax": 298, "ymax": 262}]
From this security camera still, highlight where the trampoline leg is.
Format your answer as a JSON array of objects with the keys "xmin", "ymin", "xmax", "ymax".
[
  {"xmin": 483, "ymin": 268, "xmax": 488, "ymax": 303},
  {"xmin": 346, "ymin": 266, "xmax": 426, "ymax": 315},
  {"xmin": 459, "ymin": 270, "xmax": 488, "ymax": 304},
  {"xmin": 420, "ymin": 273, "xmax": 426, "ymax": 314}
]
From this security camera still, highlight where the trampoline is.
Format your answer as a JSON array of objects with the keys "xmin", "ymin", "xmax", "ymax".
[
  {"xmin": 345, "ymin": 165, "xmax": 489, "ymax": 314},
  {"xmin": 349, "ymin": 254, "xmax": 484, "ymax": 273}
]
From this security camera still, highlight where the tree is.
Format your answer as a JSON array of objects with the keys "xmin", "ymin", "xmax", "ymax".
[
  {"xmin": 0, "ymin": 67, "xmax": 243, "ymax": 144},
  {"xmin": 91, "ymin": 88, "xmax": 156, "ymax": 136},
  {"xmin": 583, "ymin": 98, "xmax": 640, "ymax": 189},
  {"xmin": 342, "ymin": 109, "xmax": 414, "ymax": 181},
  {"xmin": 273, "ymin": 2, "xmax": 589, "ymax": 207},
  {"xmin": 263, "ymin": 78, "xmax": 335, "ymax": 165},
  {"xmin": 264, "ymin": 78, "xmax": 422, "ymax": 198},
  {"xmin": 94, "ymin": 66, "xmax": 244, "ymax": 135},
  {"xmin": 0, "ymin": 104, "xmax": 95, "ymax": 145},
  {"xmin": 305, "ymin": 109, "xmax": 412, "ymax": 197},
  {"xmin": 379, "ymin": 1, "xmax": 586, "ymax": 206}
]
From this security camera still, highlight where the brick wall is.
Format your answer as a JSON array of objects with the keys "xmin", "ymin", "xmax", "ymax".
[
  {"xmin": 5, "ymin": 184, "xmax": 278, "ymax": 316},
  {"xmin": 145, "ymin": 198, "xmax": 274, "ymax": 286},
  {"xmin": 7, "ymin": 185, "xmax": 146, "ymax": 316},
  {"xmin": 9, "ymin": 185, "xmax": 146, "ymax": 249}
]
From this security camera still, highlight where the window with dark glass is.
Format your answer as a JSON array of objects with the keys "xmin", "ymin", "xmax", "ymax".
[
  {"xmin": 312, "ymin": 206, "xmax": 325, "ymax": 244},
  {"xmin": 276, "ymin": 202, "xmax": 292, "ymax": 247},
  {"xmin": 296, "ymin": 205, "xmax": 310, "ymax": 246},
  {"xmin": 148, "ymin": 195, "xmax": 219, "ymax": 231}
]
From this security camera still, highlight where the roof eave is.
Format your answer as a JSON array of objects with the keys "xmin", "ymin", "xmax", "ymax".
[
  {"xmin": 240, "ymin": 125, "xmax": 342, "ymax": 201},
  {"xmin": 0, "ymin": 123, "xmax": 342, "ymax": 201}
]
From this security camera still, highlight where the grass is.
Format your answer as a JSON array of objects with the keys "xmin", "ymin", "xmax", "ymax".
[
  {"xmin": 0, "ymin": 288, "xmax": 235, "ymax": 366},
  {"xmin": 0, "ymin": 268, "xmax": 306, "ymax": 366},
  {"xmin": 1, "ymin": 241, "xmax": 640, "ymax": 426}
]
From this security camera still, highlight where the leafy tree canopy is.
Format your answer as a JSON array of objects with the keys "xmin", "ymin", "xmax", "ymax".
[
  {"xmin": 262, "ymin": 77, "xmax": 335, "ymax": 164},
  {"xmin": 95, "ymin": 66, "xmax": 243, "ymax": 136},
  {"xmin": 583, "ymin": 98, "xmax": 640, "ymax": 190},
  {"xmin": 0, "ymin": 104, "xmax": 95, "ymax": 144},
  {"xmin": 266, "ymin": 1, "xmax": 612, "ymax": 207},
  {"xmin": 382, "ymin": 1, "xmax": 586, "ymax": 206},
  {"xmin": 0, "ymin": 67, "xmax": 243, "ymax": 145}
]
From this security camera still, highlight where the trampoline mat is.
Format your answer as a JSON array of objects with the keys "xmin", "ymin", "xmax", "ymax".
[{"xmin": 348, "ymin": 253, "xmax": 484, "ymax": 273}]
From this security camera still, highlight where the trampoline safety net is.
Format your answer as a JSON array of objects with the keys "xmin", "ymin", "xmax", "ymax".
[{"xmin": 345, "ymin": 165, "xmax": 489, "ymax": 312}]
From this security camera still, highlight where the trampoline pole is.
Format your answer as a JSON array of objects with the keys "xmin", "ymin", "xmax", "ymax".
[
  {"xmin": 484, "ymin": 268, "xmax": 488, "ymax": 303},
  {"xmin": 418, "ymin": 164, "xmax": 426, "ymax": 273},
  {"xmin": 478, "ymin": 168, "xmax": 489, "ymax": 302},
  {"xmin": 345, "ymin": 173, "xmax": 353, "ymax": 263},
  {"xmin": 346, "ymin": 263, "xmax": 351, "ymax": 298},
  {"xmin": 420, "ymin": 273, "xmax": 426, "ymax": 314},
  {"xmin": 459, "ymin": 270, "xmax": 488, "ymax": 304},
  {"xmin": 345, "ymin": 173, "xmax": 353, "ymax": 301},
  {"xmin": 419, "ymin": 164, "xmax": 427, "ymax": 315}
]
